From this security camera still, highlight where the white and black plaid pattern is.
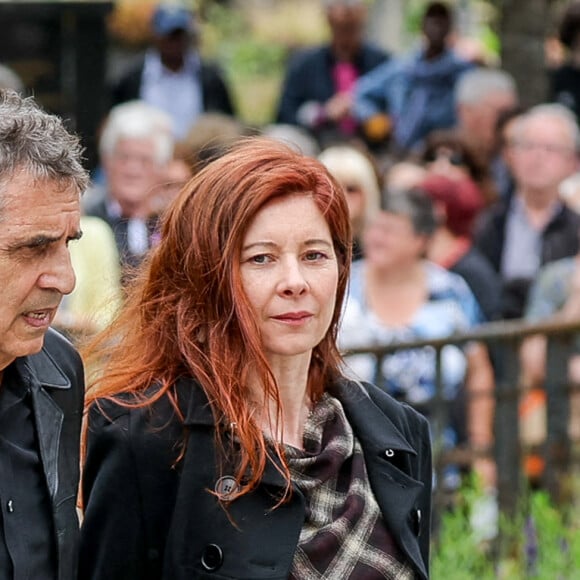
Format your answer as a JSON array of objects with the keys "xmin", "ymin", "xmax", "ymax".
[{"xmin": 286, "ymin": 394, "xmax": 415, "ymax": 579}]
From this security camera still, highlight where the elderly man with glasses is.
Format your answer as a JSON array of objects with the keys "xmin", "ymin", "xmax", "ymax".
[{"xmin": 474, "ymin": 103, "xmax": 580, "ymax": 320}]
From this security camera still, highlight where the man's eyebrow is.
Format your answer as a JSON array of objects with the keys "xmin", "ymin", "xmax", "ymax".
[
  {"xmin": 14, "ymin": 234, "xmax": 61, "ymax": 249},
  {"xmin": 9, "ymin": 230, "xmax": 83, "ymax": 251}
]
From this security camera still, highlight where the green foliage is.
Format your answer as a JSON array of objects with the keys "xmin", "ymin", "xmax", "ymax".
[
  {"xmin": 200, "ymin": 2, "xmax": 290, "ymax": 125},
  {"xmin": 431, "ymin": 477, "xmax": 498, "ymax": 579},
  {"xmin": 431, "ymin": 478, "xmax": 580, "ymax": 579},
  {"xmin": 201, "ymin": 3, "xmax": 246, "ymax": 59},
  {"xmin": 404, "ymin": 0, "xmax": 428, "ymax": 36},
  {"xmin": 203, "ymin": 3, "xmax": 288, "ymax": 77},
  {"xmin": 222, "ymin": 37, "xmax": 287, "ymax": 78},
  {"xmin": 525, "ymin": 491, "xmax": 580, "ymax": 578},
  {"xmin": 480, "ymin": 24, "xmax": 500, "ymax": 57}
]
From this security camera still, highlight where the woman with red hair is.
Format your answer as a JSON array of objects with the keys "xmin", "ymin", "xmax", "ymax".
[{"xmin": 79, "ymin": 138, "xmax": 432, "ymax": 580}]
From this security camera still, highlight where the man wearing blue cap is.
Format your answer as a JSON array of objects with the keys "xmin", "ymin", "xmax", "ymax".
[{"xmin": 111, "ymin": 3, "xmax": 235, "ymax": 140}]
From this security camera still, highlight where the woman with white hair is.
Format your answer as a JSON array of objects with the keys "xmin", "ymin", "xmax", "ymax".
[
  {"xmin": 319, "ymin": 144, "xmax": 380, "ymax": 259},
  {"xmin": 83, "ymin": 100, "xmax": 175, "ymax": 279}
]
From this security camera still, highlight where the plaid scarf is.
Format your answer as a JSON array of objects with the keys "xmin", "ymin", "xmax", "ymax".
[{"xmin": 286, "ymin": 393, "xmax": 415, "ymax": 579}]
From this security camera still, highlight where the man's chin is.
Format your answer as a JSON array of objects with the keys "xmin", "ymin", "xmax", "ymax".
[
  {"xmin": 0, "ymin": 334, "xmax": 46, "ymax": 371},
  {"xmin": 17, "ymin": 332, "xmax": 48, "ymax": 358}
]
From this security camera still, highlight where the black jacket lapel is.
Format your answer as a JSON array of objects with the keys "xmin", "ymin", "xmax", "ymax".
[{"xmin": 17, "ymin": 348, "xmax": 71, "ymax": 499}]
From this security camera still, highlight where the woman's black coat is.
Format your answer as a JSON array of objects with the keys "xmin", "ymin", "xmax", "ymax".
[{"xmin": 79, "ymin": 377, "xmax": 432, "ymax": 579}]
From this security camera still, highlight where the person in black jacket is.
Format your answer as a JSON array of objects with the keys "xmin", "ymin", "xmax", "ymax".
[
  {"xmin": 0, "ymin": 89, "xmax": 87, "ymax": 579},
  {"xmin": 111, "ymin": 3, "xmax": 235, "ymax": 140},
  {"xmin": 83, "ymin": 100, "xmax": 175, "ymax": 280},
  {"xmin": 474, "ymin": 103, "xmax": 580, "ymax": 319},
  {"xmin": 276, "ymin": 0, "xmax": 388, "ymax": 149},
  {"xmin": 80, "ymin": 137, "xmax": 432, "ymax": 580}
]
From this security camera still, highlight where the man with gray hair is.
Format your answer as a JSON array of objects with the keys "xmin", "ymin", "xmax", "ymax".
[
  {"xmin": 454, "ymin": 67, "xmax": 519, "ymax": 195},
  {"xmin": 0, "ymin": 90, "xmax": 88, "ymax": 578},
  {"xmin": 474, "ymin": 103, "xmax": 580, "ymax": 319}
]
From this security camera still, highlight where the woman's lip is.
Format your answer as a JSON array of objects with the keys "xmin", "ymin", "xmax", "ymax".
[
  {"xmin": 273, "ymin": 312, "xmax": 312, "ymax": 320},
  {"xmin": 272, "ymin": 313, "xmax": 313, "ymax": 324}
]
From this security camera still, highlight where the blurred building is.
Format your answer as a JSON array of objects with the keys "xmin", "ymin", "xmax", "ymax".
[{"xmin": 0, "ymin": 1, "xmax": 113, "ymax": 171}]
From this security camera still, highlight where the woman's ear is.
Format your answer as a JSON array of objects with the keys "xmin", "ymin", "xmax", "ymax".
[{"xmin": 417, "ymin": 233, "xmax": 432, "ymax": 259}]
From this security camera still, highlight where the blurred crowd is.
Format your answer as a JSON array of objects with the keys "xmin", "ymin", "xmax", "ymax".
[{"xmin": 5, "ymin": 0, "xmax": 580, "ymax": 494}]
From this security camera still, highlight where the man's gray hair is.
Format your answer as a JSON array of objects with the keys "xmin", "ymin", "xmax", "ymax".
[
  {"xmin": 518, "ymin": 102, "xmax": 580, "ymax": 153},
  {"xmin": 0, "ymin": 89, "xmax": 88, "ymax": 193},
  {"xmin": 99, "ymin": 100, "xmax": 174, "ymax": 166},
  {"xmin": 455, "ymin": 67, "xmax": 517, "ymax": 105}
]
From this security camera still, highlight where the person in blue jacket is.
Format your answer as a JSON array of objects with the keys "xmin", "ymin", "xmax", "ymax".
[{"xmin": 354, "ymin": 2, "xmax": 473, "ymax": 155}]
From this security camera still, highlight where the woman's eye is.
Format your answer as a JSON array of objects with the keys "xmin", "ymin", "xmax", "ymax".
[
  {"xmin": 250, "ymin": 254, "xmax": 271, "ymax": 264},
  {"xmin": 305, "ymin": 251, "xmax": 326, "ymax": 261}
]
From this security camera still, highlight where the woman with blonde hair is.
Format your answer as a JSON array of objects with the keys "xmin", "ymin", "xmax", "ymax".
[
  {"xmin": 319, "ymin": 144, "xmax": 381, "ymax": 259},
  {"xmin": 79, "ymin": 138, "xmax": 432, "ymax": 580}
]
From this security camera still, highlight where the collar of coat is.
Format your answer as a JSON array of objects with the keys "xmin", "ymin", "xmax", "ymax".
[
  {"xmin": 9, "ymin": 328, "xmax": 73, "ymax": 500},
  {"xmin": 8, "ymin": 328, "xmax": 73, "ymax": 392},
  {"xmin": 179, "ymin": 376, "xmax": 428, "ymax": 579},
  {"xmin": 182, "ymin": 376, "xmax": 417, "ymax": 458}
]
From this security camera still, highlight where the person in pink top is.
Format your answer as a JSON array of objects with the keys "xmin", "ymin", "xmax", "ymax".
[{"xmin": 276, "ymin": 0, "xmax": 389, "ymax": 148}]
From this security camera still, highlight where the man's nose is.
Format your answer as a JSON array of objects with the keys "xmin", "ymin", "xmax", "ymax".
[{"xmin": 38, "ymin": 248, "xmax": 76, "ymax": 295}]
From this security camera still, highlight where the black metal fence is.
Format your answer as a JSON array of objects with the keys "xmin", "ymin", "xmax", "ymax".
[
  {"xmin": 343, "ymin": 317, "xmax": 580, "ymax": 517},
  {"xmin": 61, "ymin": 313, "xmax": 580, "ymax": 559}
]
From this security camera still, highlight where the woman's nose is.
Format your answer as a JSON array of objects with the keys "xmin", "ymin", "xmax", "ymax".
[{"xmin": 277, "ymin": 258, "xmax": 308, "ymax": 296}]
